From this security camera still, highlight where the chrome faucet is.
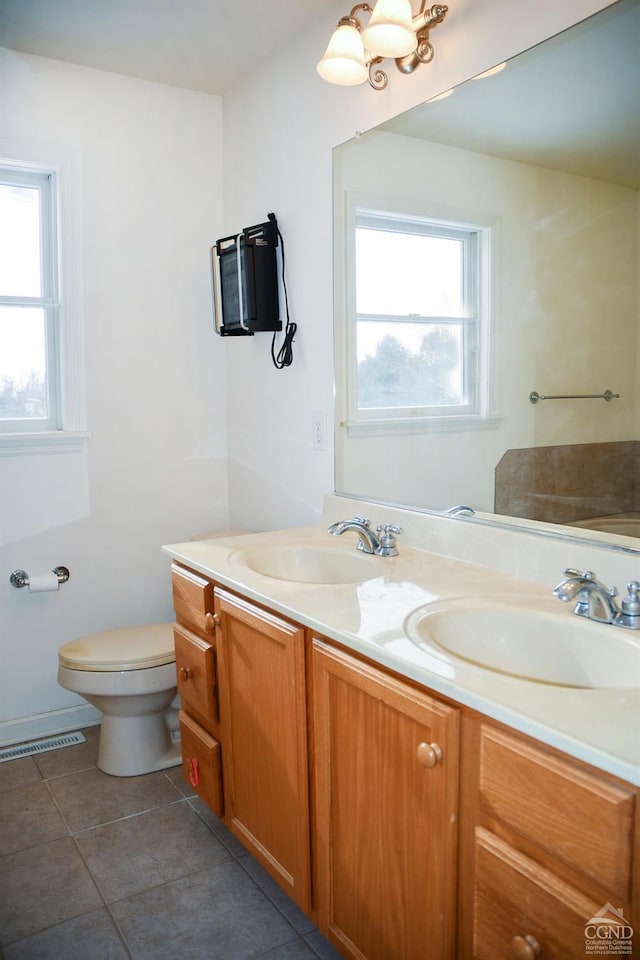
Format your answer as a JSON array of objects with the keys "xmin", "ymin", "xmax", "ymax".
[
  {"xmin": 445, "ymin": 505, "xmax": 475, "ymax": 517},
  {"xmin": 328, "ymin": 517, "xmax": 403, "ymax": 557},
  {"xmin": 553, "ymin": 568, "xmax": 640, "ymax": 629}
]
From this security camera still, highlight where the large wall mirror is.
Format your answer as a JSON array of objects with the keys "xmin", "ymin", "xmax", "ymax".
[{"xmin": 333, "ymin": 0, "xmax": 640, "ymax": 552}]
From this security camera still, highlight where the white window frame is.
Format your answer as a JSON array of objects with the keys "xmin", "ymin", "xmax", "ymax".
[
  {"xmin": 0, "ymin": 141, "xmax": 87, "ymax": 454},
  {"xmin": 344, "ymin": 197, "xmax": 496, "ymax": 436},
  {"xmin": 0, "ymin": 166, "xmax": 60, "ymax": 432}
]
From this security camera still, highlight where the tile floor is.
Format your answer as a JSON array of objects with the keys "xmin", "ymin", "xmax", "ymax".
[{"xmin": 0, "ymin": 726, "xmax": 342, "ymax": 960}]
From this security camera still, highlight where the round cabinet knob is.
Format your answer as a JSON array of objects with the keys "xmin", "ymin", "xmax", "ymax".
[
  {"xmin": 179, "ymin": 666, "xmax": 194, "ymax": 681},
  {"xmin": 510, "ymin": 934, "xmax": 542, "ymax": 960},
  {"xmin": 205, "ymin": 612, "xmax": 220, "ymax": 632},
  {"xmin": 417, "ymin": 742, "xmax": 443, "ymax": 768}
]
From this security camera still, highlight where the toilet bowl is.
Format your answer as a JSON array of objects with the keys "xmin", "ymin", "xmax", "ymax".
[{"xmin": 57, "ymin": 622, "xmax": 180, "ymax": 777}]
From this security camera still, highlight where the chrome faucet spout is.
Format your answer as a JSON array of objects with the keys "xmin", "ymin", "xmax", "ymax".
[
  {"xmin": 553, "ymin": 568, "xmax": 619, "ymax": 624},
  {"xmin": 327, "ymin": 517, "xmax": 381, "ymax": 555}
]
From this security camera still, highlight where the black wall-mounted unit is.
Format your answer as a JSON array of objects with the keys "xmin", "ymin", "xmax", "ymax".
[{"xmin": 211, "ymin": 216, "xmax": 281, "ymax": 337}]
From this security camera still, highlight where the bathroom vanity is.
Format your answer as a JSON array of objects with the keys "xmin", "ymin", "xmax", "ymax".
[{"xmin": 164, "ymin": 509, "xmax": 639, "ymax": 960}]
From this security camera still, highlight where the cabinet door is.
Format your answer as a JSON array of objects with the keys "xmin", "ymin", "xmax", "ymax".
[
  {"xmin": 215, "ymin": 588, "xmax": 311, "ymax": 912},
  {"xmin": 313, "ymin": 639, "xmax": 459, "ymax": 960}
]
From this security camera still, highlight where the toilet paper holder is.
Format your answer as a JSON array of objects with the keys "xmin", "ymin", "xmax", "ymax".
[{"xmin": 9, "ymin": 567, "xmax": 70, "ymax": 589}]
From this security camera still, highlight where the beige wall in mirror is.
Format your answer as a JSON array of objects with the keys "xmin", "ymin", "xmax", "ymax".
[{"xmin": 333, "ymin": 0, "xmax": 640, "ymax": 549}]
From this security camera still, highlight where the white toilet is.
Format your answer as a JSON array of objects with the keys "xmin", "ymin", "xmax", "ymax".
[{"xmin": 57, "ymin": 622, "xmax": 180, "ymax": 777}]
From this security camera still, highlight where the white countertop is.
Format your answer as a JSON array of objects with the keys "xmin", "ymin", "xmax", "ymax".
[{"xmin": 163, "ymin": 525, "xmax": 640, "ymax": 786}]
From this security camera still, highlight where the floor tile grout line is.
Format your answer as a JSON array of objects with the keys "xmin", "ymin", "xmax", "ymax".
[
  {"xmin": 102, "ymin": 901, "xmax": 135, "ymax": 960},
  {"xmin": 43, "ymin": 776, "xmax": 76, "ymax": 837},
  {"xmin": 33, "ymin": 758, "xmax": 96, "ymax": 782},
  {"xmin": 234, "ymin": 855, "xmax": 320, "ymax": 941},
  {"xmin": 250, "ymin": 931, "xmax": 315, "ymax": 960},
  {"xmin": 0, "ymin": 903, "xmax": 124, "ymax": 953},
  {"xmin": 186, "ymin": 798, "xmax": 246, "ymax": 857},
  {"xmin": 70, "ymin": 831, "xmax": 112, "ymax": 909},
  {"xmin": 69, "ymin": 795, "xmax": 192, "ymax": 838},
  {"xmin": 304, "ymin": 934, "xmax": 340, "ymax": 960},
  {"xmin": 99, "ymin": 857, "xmax": 239, "ymax": 912}
]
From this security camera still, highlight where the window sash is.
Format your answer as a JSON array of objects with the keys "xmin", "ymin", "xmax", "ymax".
[
  {"xmin": 355, "ymin": 313, "xmax": 479, "ymax": 418},
  {"xmin": 350, "ymin": 210, "xmax": 484, "ymax": 424},
  {"xmin": 0, "ymin": 166, "xmax": 61, "ymax": 433}
]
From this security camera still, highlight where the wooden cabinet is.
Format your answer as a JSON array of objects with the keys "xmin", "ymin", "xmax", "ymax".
[
  {"xmin": 458, "ymin": 718, "xmax": 638, "ymax": 960},
  {"xmin": 312, "ymin": 639, "xmax": 460, "ymax": 960},
  {"xmin": 214, "ymin": 587, "xmax": 311, "ymax": 913},
  {"xmin": 170, "ymin": 562, "xmax": 638, "ymax": 960},
  {"xmin": 171, "ymin": 562, "xmax": 223, "ymax": 817}
]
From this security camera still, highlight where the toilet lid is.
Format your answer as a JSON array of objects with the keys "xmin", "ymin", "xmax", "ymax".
[{"xmin": 58, "ymin": 622, "xmax": 175, "ymax": 672}]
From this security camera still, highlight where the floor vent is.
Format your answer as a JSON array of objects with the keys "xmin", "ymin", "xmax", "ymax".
[{"xmin": 0, "ymin": 731, "xmax": 86, "ymax": 763}]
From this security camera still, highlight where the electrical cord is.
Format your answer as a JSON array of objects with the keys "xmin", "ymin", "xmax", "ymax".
[{"xmin": 269, "ymin": 212, "xmax": 297, "ymax": 369}]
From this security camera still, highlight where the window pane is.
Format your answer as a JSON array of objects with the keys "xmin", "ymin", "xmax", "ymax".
[
  {"xmin": 356, "ymin": 228, "xmax": 463, "ymax": 317},
  {"xmin": 357, "ymin": 320, "xmax": 463, "ymax": 410},
  {"xmin": 0, "ymin": 183, "xmax": 42, "ymax": 297},
  {"xmin": 0, "ymin": 306, "xmax": 48, "ymax": 420}
]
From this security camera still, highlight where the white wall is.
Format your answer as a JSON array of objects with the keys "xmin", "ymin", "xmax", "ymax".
[
  {"xmin": 221, "ymin": 0, "xmax": 616, "ymax": 532},
  {"xmin": 0, "ymin": 50, "xmax": 226, "ymax": 741}
]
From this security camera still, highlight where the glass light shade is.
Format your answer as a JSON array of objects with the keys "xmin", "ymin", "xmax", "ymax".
[
  {"xmin": 317, "ymin": 23, "xmax": 368, "ymax": 86},
  {"xmin": 360, "ymin": 0, "xmax": 416, "ymax": 59}
]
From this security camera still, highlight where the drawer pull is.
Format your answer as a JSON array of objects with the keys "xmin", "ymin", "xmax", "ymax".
[
  {"xmin": 510, "ymin": 935, "xmax": 542, "ymax": 959},
  {"xmin": 188, "ymin": 757, "xmax": 200, "ymax": 787},
  {"xmin": 179, "ymin": 666, "xmax": 194, "ymax": 681},
  {"xmin": 417, "ymin": 742, "xmax": 443, "ymax": 768},
  {"xmin": 205, "ymin": 612, "xmax": 220, "ymax": 632}
]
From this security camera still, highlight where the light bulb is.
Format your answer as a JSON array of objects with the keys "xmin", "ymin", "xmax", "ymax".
[
  {"xmin": 361, "ymin": 0, "xmax": 416, "ymax": 59},
  {"xmin": 317, "ymin": 22, "xmax": 368, "ymax": 86}
]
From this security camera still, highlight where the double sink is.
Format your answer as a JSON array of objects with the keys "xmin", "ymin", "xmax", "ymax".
[{"xmin": 230, "ymin": 542, "xmax": 640, "ymax": 692}]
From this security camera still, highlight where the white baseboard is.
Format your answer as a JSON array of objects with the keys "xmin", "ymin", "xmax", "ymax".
[{"xmin": 0, "ymin": 704, "xmax": 101, "ymax": 747}]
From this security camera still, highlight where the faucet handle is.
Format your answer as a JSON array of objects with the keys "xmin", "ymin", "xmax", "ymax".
[
  {"xmin": 376, "ymin": 523, "xmax": 403, "ymax": 536},
  {"xmin": 374, "ymin": 523, "xmax": 403, "ymax": 557},
  {"xmin": 353, "ymin": 516, "xmax": 371, "ymax": 527},
  {"xmin": 621, "ymin": 581, "xmax": 640, "ymax": 616}
]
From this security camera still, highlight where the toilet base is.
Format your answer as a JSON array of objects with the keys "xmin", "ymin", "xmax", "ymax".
[{"xmin": 97, "ymin": 713, "xmax": 182, "ymax": 777}]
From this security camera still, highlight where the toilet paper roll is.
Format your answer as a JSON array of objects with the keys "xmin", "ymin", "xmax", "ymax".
[{"xmin": 28, "ymin": 572, "xmax": 60, "ymax": 593}]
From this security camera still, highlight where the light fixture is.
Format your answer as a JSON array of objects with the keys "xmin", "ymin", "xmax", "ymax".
[{"xmin": 317, "ymin": 1, "xmax": 448, "ymax": 91}]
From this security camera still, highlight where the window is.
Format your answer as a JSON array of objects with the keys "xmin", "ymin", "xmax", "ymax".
[
  {"xmin": 349, "ymin": 208, "xmax": 490, "ymax": 427},
  {"xmin": 0, "ymin": 146, "xmax": 85, "ymax": 449},
  {"xmin": 0, "ymin": 165, "xmax": 61, "ymax": 432}
]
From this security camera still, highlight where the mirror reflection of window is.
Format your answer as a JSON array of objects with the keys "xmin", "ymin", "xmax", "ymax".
[{"xmin": 351, "ymin": 209, "xmax": 490, "ymax": 424}]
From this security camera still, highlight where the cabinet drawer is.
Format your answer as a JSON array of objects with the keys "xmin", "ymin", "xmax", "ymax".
[
  {"xmin": 179, "ymin": 711, "xmax": 223, "ymax": 818},
  {"xmin": 478, "ymin": 725, "xmax": 634, "ymax": 899},
  {"xmin": 474, "ymin": 827, "xmax": 599, "ymax": 960},
  {"xmin": 174, "ymin": 624, "xmax": 217, "ymax": 728},
  {"xmin": 171, "ymin": 562, "xmax": 216, "ymax": 637}
]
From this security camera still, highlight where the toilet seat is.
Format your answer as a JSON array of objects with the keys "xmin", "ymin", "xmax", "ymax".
[{"xmin": 58, "ymin": 622, "xmax": 175, "ymax": 672}]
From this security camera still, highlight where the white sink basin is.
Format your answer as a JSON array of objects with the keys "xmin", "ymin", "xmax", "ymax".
[
  {"xmin": 404, "ymin": 596, "xmax": 640, "ymax": 688},
  {"xmin": 230, "ymin": 544, "xmax": 383, "ymax": 584}
]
